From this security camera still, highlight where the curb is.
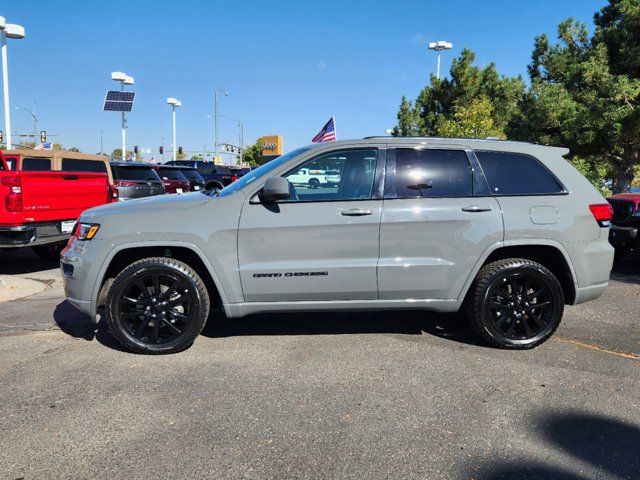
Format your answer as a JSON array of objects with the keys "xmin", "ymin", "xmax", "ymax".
[{"xmin": 0, "ymin": 275, "xmax": 47, "ymax": 303}]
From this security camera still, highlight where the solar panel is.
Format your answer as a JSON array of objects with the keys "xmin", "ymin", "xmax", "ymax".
[
  {"xmin": 103, "ymin": 90, "xmax": 135, "ymax": 112},
  {"xmin": 106, "ymin": 91, "xmax": 135, "ymax": 102},
  {"xmin": 104, "ymin": 100, "xmax": 133, "ymax": 112}
]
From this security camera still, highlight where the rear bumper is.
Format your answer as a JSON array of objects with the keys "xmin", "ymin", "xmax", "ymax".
[
  {"xmin": 573, "ymin": 282, "xmax": 609, "ymax": 305},
  {"xmin": 0, "ymin": 223, "xmax": 70, "ymax": 248},
  {"xmin": 608, "ymin": 225, "xmax": 637, "ymax": 248}
]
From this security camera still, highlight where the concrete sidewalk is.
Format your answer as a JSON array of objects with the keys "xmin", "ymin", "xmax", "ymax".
[{"xmin": 0, "ymin": 275, "xmax": 47, "ymax": 302}]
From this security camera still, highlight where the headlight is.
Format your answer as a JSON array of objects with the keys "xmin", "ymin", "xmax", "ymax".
[{"xmin": 75, "ymin": 223, "xmax": 100, "ymax": 241}]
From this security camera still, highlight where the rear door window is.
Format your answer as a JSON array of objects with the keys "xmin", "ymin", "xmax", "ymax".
[
  {"xmin": 390, "ymin": 149, "xmax": 473, "ymax": 198},
  {"xmin": 475, "ymin": 150, "xmax": 564, "ymax": 195},
  {"xmin": 22, "ymin": 157, "xmax": 51, "ymax": 171},
  {"xmin": 61, "ymin": 158, "xmax": 108, "ymax": 173}
]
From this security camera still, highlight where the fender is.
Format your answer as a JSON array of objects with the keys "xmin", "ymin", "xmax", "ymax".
[
  {"xmin": 456, "ymin": 238, "xmax": 578, "ymax": 301},
  {"xmin": 89, "ymin": 240, "xmax": 232, "ymax": 318}
]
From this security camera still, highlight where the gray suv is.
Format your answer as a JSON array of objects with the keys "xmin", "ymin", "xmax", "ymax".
[{"xmin": 61, "ymin": 137, "xmax": 615, "ymax": 354}]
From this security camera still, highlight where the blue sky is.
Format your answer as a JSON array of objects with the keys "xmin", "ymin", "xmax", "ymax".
[{"xmin": 2, "ymin": 0, "xmax": 605, "ymax": 160}]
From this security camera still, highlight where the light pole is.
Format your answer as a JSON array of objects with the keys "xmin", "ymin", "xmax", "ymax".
[
  {"xmin": 111, "ymin": 71, "xmax": 134, "ymax": 160},
  {"xmin": 15, "ymin": 102, "xmax": 37, "ymax": 145},
  {"xmin": 428, "ymin": 41, "xmax": 452, "ymax": 79},
  {"xmin": 100, "ymin": 130, "xmax": 103, "ymax": 155},
  {"xmin": 0, "ymin": 17, "xmax": 26, "ymax": 150},
  {"xmin": 167, "ymin": 98, "xmax": 181, "ymax": 161},
  {"xmin": 214, "ymin": 89, "xmax": 228, "ymax": 163},
  {"xmin": 210, "ymin": 114, "xmax": 243, "ymax": 165}
]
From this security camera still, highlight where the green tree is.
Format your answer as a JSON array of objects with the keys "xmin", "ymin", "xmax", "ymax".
[
  {"xmin": 435, "ymin": 98, "xmax": 505, "ymax": 139},
  {"xmin": 111, "ymin": 148, "xmax": 143, "ymax": 161},
  {"xmin": 511, "ymin": 1, "xmax": 640, "ymax": 193},
  {"xmin": 394, "ymin": 49, "xmax": 525, "ymax": 138},
  {"xmin": 191, "ymin": 154, "xmax": 204, "ymax": 161},
  {"xmin": 68, "ymin": 147, "xmax": 80, "ymax": 152},
  {"xmin": 240, "ymin": 138, "xmax": 264, "ymax": 167}
]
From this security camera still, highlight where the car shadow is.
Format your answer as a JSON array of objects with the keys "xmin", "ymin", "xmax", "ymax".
[
  {"xmin": 53, "ymin": 301, "xmax": 128, "ymax": 353},
  {"xmin": 54, "ymin": 299, "xmax": 485, "ymax": 352},
  {"xmin": 201, "ymin": 308, "xmax": 484, "ymax": 347},
  {"xmin": 471, "ymin": 410, "xmax": 640, "ymax": 479},
  {"xmin": 0, "ymin": 248, "xmax": 59, "ymax": 274}
]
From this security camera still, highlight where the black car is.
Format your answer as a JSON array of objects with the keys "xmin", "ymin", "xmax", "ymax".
[
  {"xmin": 165, "ymin": 160, "xmax": 244, "ymax": 190},
  {"xmin": 110, "ymin": 162, "xmax": 165, "ymax": 201},
  {"xmin": 176, "ymin": 166, "xmax": 206, "ymax": 192}
]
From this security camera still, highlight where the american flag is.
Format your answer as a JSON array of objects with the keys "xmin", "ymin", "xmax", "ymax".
[{"xmin": 311, "ymin": 117, "xmax": 336, "ymax": 143}]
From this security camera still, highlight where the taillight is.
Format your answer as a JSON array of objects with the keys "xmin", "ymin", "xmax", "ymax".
[
  {"xmin": 116, "ymin": 180, "xmax": 137, "ymax": 187},
  {"xmin": 589, "ymin": 203, "xmax": 613, "ymax": 227},
  {"xmin": 231, "ymin": 175, "xmax": 239, "ymax": 182},
  {"xmin": 109, "ymin": 184, "xmax": 119, "ymax": 202},
  {"xmin": 1, "ymin": 175, "xmax": 23, "ymax": 212}
]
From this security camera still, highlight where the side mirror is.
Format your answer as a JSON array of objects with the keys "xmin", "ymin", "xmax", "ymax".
[{"xmin": 259, "ymin": 177, "xmax": 291, "ymax": 202}]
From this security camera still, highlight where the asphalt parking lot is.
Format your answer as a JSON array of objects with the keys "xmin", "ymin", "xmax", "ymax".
[{"xmin": 0, "ymin": 249, "xmax": 638, "ymax": 479}]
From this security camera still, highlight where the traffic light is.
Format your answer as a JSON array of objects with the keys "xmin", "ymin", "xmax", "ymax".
[
  {"xmin": 178, "ymin": 146, "xmax": 183, "ymax": 155},
  {"xmin": 159, "ymin": 146, "xmax": 163, "ymax": 154},
  {"xmin": 0, "ymin": 131, "xmax": 3, "ymax": 143},
  {"xmin": 134, "ymin": 145, "xmax": 139, "ymax": 154},
  {"xmin": 40, "ymin": 130, "xmax": 46, "ymax": 143}
]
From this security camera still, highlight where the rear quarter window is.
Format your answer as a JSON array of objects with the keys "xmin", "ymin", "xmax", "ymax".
[
  {"xmin": 475, "ymin": 150, "xmax": 564, "ymax": 195},
  {"xmin": 61, "ymin": 158, "xmax": 108, "ymax": 174},
  {"xmin": 22, "ymin": 157, "xmax": 51, "ymax": 171}
]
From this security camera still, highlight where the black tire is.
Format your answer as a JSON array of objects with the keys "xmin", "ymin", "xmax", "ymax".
[
  {"xmin": 32, "ymin": 243, "xmax": 66, "ymax": 261},
  {"xmin": 308, "ymin": 178, "xmax": 320, "ymax": 189},
  {"xmin": 466, "ymin": 258, "xmax": 564, "ymax": 349},
  {"xmin": 105, "ymin": 257, "xmax": 210, "ymax": 354},
  {"xmin": 206, "ymin": 181, "xmax": 223, "ymax": 191}
]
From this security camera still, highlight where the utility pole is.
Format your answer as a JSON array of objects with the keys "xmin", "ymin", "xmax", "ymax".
[{"xmin": 100, "ymin": 130, "xmax": 103, "ymax": 155}]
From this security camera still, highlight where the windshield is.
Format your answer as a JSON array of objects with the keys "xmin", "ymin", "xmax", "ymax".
[
  {"xmin": 216, "ymin": 146, "xmax": 313, "ymax": 197},
  {"xmin": 181, "ymin": 169, "xmax": 205, "ymax": 182}
]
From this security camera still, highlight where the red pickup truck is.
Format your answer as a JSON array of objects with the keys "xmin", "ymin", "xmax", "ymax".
[{"xmin": 0, "ymin": 151, "xmax": 114, "ymax": 260}]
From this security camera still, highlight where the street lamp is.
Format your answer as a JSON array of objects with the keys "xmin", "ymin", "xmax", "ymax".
[
  {"xmin": 0, "ymin": 16, "xmax": 26, "ymax": 150},
  {"xmin": 167, "ymin": 97, "xmax": 181, "ymax": 161},
  {"xmin": 214, "ymin": 89, "xmax": 228, "ymax": 162},
  {"xmin": 15, "ymin": 103, "xmax": 37, "ymax": 145},
  {"xmin": 111, "ymin": 71, "xmax": 134, "ymax": 161},
  {"xmin": 428, "ymin": 40, "xmax": 452, "ymax": 80}
]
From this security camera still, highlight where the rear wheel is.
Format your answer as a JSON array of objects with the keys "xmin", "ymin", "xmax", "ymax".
[
  {"xmin": 32, "ymin": 242, "xmax": 66, "ymax": 261},
  {"xmin": 466, "ymin": 258, "xmax": 564, "ymax": 349},
  {"xmin": 308, "ymin": 178, "xmax": 320, "ymax": 189},
  {"xmin": 105, "ymin": 257, "xmax": 210, "ymax": 354}
]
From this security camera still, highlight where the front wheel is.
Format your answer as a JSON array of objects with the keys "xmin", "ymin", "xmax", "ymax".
[
  {"xmin": 105, "ymin": 257, "xmax": 210, "ymax": 354},
  {"xmin": 466, "ymin": 258, "xmax": 564, "ymax": 349},
  {"xmin": 308, "ymin": 178, "xmax": 320, "ymax": 189}
]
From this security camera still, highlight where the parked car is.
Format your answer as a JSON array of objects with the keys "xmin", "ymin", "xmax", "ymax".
[
  {"xmin": 606, "ymin": 193, "xmax": 640, "ymax": 259},
  {"xmin": 110, "ymin": 162, "xmax": 165, "ymax": 201},
  {"xmin": 154, "ymin": 165, "xmax": 191, "ymax": 194},
  {"xmin": 287, "ymin": 167, "xmax": 334, "ymax": 188},
  {"xmin": 165, "ymin": 160, "xmax": 243, "ymax": 190},
  {"xmin": 177, "ymin": 166, "xmax": 206, "ymax": 192},
  {"xmin": 0, "ymin": 150, "xmax": 113, "ymax": 260},
  {"xmin": 62, "ymin": 137, "xmax": 614, "ymax": 354},
  {"xmin": 2, "ymin": 148, "xmax": 117, "ymax": 201}
]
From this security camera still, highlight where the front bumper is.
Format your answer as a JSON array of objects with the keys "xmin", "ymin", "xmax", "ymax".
[
  {"xmin": 0, "ymin": 223, "xmax": 71, "ymax": 248},
  {"xmin": 60, "ymin": 238, "xmax": 109, "ymax": 321}
]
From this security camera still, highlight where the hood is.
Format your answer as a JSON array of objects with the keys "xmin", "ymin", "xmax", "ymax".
[{"xmin": 82, "ymin": 191, "xmax": 211, "ymax": 221}]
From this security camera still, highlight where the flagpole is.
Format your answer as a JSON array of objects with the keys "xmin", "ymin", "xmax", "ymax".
[{"xmin": 332, "ymin": 116, "xmax": 336, "ymax": 141}]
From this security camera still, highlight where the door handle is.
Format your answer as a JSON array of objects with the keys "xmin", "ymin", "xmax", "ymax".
[
  {"xmin": 461, "ymin": 205, "xmax": 492, "ymax": 213},
  {"xmin": 341, "ymin": 208, "xmax": 373, "ymax": 216}
]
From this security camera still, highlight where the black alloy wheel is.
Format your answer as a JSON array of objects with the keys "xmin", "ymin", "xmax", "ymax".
[
  {"xmin": 106, "ymin": 257, "xmax": 210, "ymax": 354},
  {"xmin": 467, "ymin": 258, "xmax": 564, "ymax": 349}
]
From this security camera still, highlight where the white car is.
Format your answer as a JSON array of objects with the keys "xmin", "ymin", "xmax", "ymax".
[{"xmin": 287, "ymin": 168, "xmax": 330, "ymax": 188}]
